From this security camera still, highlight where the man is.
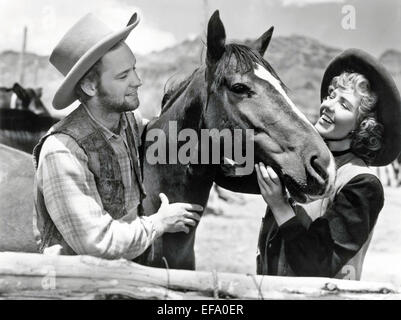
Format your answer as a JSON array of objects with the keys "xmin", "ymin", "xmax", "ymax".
[{"xmin": 33, "ymin": 13, "xmax": 202, "ymax": 259}]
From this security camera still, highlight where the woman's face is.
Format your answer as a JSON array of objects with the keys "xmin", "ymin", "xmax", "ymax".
[{"xmin": 315, "ymin": 87, "xmax": 361, "ymax": 140}]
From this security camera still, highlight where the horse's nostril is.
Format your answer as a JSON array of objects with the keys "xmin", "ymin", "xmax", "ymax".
[
  {"xmin": 311, "ymin": 156, "xmax": 327, "ymax": 179},
  {"xmin": 308, "ymin": 155, "xmax": 329, "ymax": 195},
  {"xmin": 310, "ymin": 156, "xmax": 319, "ymax": 174}
]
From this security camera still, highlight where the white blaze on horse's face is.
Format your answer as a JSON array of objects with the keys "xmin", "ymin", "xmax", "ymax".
[
  {"xmin": 253, "ymin": 63, "xmax": 335, "ymax": 199},
  {"xmin": 253, "ymin": 63, "xmax": 317, "ymax": 132}
]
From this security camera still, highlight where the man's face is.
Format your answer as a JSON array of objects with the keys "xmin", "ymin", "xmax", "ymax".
[{"xmin": 95, "ymin": 43, "xmax": 142, "ymax": 113}]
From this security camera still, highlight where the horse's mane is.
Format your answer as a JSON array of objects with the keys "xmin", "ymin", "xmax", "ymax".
[
  {"xmin": 160, "ymin": 42, "xmax": 288, "ymax": 114},
  {"xmin": 161, "ymin": 70, "xmax": 198, "ymax": 113}
]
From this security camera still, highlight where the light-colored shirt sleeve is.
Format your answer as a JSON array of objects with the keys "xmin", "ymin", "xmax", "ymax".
[{"xmin": 37, "ymin": 133, "xmax": 163, "ymax": 260}]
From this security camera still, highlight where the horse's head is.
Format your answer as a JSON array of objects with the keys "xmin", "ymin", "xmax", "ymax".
[
  {"xmin": 200, "ymin": 11, "xmax": 335, "ymax": 202},
  {"xmin": 0, "ymin": 84, "xmax": 56, "ymax": 154},
  {"xmin": 11, "ymin": 83, "xmax": 49, "ymax": 116}
]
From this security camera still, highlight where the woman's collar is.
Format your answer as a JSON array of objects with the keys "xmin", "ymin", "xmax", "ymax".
[{"xmin": 331, "ymin": 149, "xmax": 352, "ymax": 157}]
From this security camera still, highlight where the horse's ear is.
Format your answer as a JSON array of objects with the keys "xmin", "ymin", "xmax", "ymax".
[
  {"xmin": 12, "ymin": 83, "xmax": 23, "ymax": 94},
  {"xmin": 207, "ymin": 10, "xmax": 226, "ymax": 65},
  {"xmin": 252, "ymin": 26, "xmax": 274, "ymax": 57},
  {"xmin": 12, "ymin": 83, "xmax": 29, "ymax": 103}
]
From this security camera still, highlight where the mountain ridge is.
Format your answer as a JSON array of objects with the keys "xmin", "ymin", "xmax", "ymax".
[{"xmin": 1, "ymin": 35, "xmax": 399, "ymax": 120}]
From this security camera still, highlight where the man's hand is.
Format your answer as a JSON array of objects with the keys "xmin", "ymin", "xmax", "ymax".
[{"xmin": 153, "ymin": 193, "xmax": 203, "ymax": 234}]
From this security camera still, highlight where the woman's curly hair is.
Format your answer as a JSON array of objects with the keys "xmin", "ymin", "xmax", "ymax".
[{"xmin": 328, "ymin": 72, "xmax": 384, "ymax": 164}]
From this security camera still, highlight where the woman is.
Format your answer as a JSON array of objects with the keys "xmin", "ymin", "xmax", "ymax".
[{"xmin": 255, "ymin": 49, "xmax": 401, "ymax": 280}]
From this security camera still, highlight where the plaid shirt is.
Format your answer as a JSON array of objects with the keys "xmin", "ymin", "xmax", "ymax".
[{"xmin": 35, "ymin": 106, "xmax": 162, "ymax": 260}]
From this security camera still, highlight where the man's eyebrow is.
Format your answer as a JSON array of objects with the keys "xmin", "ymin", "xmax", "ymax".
[
  {"xmin": 115, "ymin": 68, "xmax": 131, "ymax": 77},
  {"xmin": 115, "ymin": 64, "xmax": 136, "ymax": 77}
]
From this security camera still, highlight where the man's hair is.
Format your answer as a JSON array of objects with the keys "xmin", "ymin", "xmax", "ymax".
[
  {"xmin": 328, "ymin": 72, "xmax": 384, "ymax": 164},
  {"xmin": 74, "ymin": 40, "xmax": 126, "ymax": 103}
]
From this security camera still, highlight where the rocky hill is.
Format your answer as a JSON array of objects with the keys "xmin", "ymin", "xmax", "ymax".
[{"xmin": 1, "ymin": 35, "xmax": 399, "ymax": 122}]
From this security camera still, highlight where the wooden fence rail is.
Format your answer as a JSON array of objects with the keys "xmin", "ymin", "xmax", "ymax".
[{"xmin": 0, "ymin": 252, "xmax": 400, "ymax": 300}]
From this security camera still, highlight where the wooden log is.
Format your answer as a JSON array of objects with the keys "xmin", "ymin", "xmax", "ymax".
[{"xmin": 0, "ymin": 252, "xmax": 400, "ymax": 300}]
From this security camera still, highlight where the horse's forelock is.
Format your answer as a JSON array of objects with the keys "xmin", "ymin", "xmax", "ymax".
[{"xmin": 212, "ymin": 43, "xmax": 288, "ymax": 92}]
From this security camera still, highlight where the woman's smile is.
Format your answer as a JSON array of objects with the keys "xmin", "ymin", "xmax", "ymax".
[{"xmin": 319, "ymin": 113, "xmax": 334, "ymax": 125}]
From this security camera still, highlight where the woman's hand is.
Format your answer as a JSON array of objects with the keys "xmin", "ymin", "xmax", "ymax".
[
  {"xmin": 255, "ymin": 163, "xmax": 296, "ymax": 225},
  {"xmin": 255, "ymin": 163, "xmax": 286, "ymax": 208}
]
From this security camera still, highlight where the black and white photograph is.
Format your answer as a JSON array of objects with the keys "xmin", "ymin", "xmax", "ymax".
[{"xmin": 0, "ymin": 0, "xmax": 401, "ymax": 306}]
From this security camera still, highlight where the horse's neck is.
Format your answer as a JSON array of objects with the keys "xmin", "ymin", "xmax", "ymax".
[
  {"xmin": 157, "ymin": 71, "xmax": 206, "ymax": 131},
  {"xmin": 143, "ymin": 72, "xmax": 215, "ymax": 206}
]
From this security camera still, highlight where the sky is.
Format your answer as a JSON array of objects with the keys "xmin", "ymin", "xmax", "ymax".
[{"xmin": 0, "ymin": 0, "xmax": 400, "ymax": 56}]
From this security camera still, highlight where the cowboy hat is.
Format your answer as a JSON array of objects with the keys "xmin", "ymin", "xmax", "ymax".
[
  {"xmin": 50, "ymin": 13, "xmax": 140, "ymax": 110},
  {"xmin": 321, "ymin": 48, "xmax": 401, "ymax": 166}
]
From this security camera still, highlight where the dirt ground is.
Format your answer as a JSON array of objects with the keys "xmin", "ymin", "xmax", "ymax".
[{"xmin": 195, "ymin": 186, "xmax": 401, "ymax": 286}]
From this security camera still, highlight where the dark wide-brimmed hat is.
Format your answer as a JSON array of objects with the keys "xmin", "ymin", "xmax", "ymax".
[
  {"xmin": 50, "ymin": 13, "xmax": 140, "ymax": 110},
  {"xmin": 321, "ymin": 48, "xmax": 401, "ymax": 166}
]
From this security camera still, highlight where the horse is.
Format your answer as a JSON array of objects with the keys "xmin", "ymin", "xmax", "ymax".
[
  {"xmin": 138, "ymin": 11, "xmax": 336, "ymax": 270},
  {"xmin": 0, "ymin": 83, "xmax": 58, "ymax": 153},
  {"xmin": 0, "ymin": 83, "xmax": 49, "ymax": 114}
]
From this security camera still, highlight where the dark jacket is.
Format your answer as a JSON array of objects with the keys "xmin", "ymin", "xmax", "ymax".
[{"xmin": 257, "ymin": 153, "xmax": 384, "ymax": 279}]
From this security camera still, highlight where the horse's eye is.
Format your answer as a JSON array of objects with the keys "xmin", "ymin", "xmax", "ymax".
[{"xmin": 230, "ymin": 83, "xmax": 251, "ymax": 95}]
